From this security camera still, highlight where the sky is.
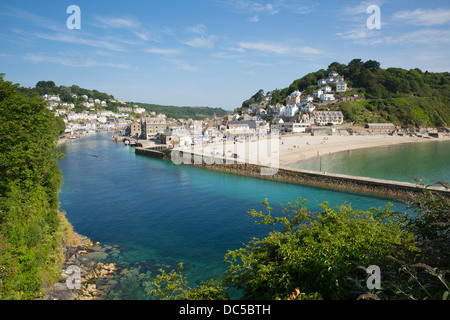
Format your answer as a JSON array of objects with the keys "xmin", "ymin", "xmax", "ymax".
[{"xmin": 0, "ymin": 0, "xmax": 449, "ymax": 110}]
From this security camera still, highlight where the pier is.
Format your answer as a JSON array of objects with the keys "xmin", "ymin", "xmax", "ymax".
[{"xmin": 135, "ymin": 148, "xmax": 450, "ymax": 201}]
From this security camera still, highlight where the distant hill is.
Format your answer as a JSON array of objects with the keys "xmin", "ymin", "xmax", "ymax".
[
  {"xmin": 16, "ymin": 81, "xmax": 229, "ymax": 120},
  {"xmin": 241, "ymin": 59, "xmax": 450, "ymax": 128},
  {"xmin": 132, "ymin": 102, "xmax": 229, "ymax": 120}
]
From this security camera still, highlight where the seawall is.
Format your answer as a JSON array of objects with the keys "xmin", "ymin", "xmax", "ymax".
[{"xmin": 136, "ymin": 148, "xmax": 450, "ymax": 201}]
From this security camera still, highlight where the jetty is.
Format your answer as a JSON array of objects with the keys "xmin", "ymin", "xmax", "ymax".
[{"xmin": 134, "ymin": 147, "xmax": 450, "ymax": 201}]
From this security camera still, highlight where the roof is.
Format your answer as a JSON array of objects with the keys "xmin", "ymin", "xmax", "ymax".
[{"xmin": 366, "ymin": 123, "xmax": 395, "ymax": 127}]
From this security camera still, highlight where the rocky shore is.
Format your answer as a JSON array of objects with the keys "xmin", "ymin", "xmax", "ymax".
[{"xmin": 43, "ymin": 234, "xmax": 117, "ymax": 300}]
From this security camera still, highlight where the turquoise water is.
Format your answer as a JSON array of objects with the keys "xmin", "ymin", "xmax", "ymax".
[
  {"xmin": 286, "ymin": 140, "xmax": 450, "ymax": 185},
  {"xmin": 58, "ymin": 133, "xmax": 410, "ymax": 300}
]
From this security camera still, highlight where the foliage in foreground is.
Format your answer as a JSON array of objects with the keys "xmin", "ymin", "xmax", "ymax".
[
  {"xmin": 149, "ymin": 183, "xmax": 449, "ymax": 300},
  {"xmin": 0, "ymin": 74, "xmax": 72, "ymax": 300}
]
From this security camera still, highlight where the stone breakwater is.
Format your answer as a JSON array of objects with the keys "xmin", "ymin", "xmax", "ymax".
[
  {"xmin": 140, "ymin": 149, "xmax": 450, "ymax": 201},
  {"xmin": 43, "ymin": 234, "xmax": 117, "ymax": 300}
]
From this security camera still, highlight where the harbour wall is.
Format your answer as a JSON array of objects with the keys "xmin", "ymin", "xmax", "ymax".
[
  {"xmin": 136, "ymin": 148, "xmax": 450, "ymax": 201},
  {"xmin": 135, "ymin": 147, "xmax": 165, "ymax": 159}
]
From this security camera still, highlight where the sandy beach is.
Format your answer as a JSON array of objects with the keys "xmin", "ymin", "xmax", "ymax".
[
  {"xmin": 191, "ymin": 133, "xmax": 450, "ymax": 169},
  {"xmin": 277, "ymin": 133, "xmax": 450, "ymax": 168}
]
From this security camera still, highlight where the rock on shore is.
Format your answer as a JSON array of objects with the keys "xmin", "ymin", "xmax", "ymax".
[{"xmin": 43, "ymin": 234, "xmax": 117, "ymax": 300}]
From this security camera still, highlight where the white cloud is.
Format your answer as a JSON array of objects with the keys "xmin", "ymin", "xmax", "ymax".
[
  {"xmin": 248, "ymin": 15, "xmax": 260, "ymax": 23},
  {"xmin": 22, "ymin": 52, "xmax": 130, "ymax": 69},
  {"xmin": 144, "ymin": 48, "xmax": 180, "ymax": 55},
  {"xmin": 181, "ymin": 35, "xmax": 217, "ymax": 49},
  {"xmin": 164, "ymin": 59, "xmax": 198, "ymax": 72},
  {"xmin": 94, "ymin": 16, "xmax": 140, "ymax": 29},
  {"xmin": 392, "ymin": 8, "xmax": 450, "ymax": 26},
  {"xmin": 237, "ymin": 41, "xmax": 322, "ymax": 55},
  {"xmin": 340, "ymin": 0, "xmax": 384, "ymax": 16},
  {"xmin": 336, "ymin": 27, "xmax": 450, "ymax": 46},
  {"xmin": 33, "ymin": 31, "xmax": 128, "ymax": 52},
  {"xmin": 218, "ymin": 0, "xmax": 316, "ymax": 20},
  {"xmin": 186, "ymin": 24, "xmax": 208, "ymax": 35}
]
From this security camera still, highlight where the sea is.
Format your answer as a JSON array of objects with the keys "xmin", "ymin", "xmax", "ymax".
[{"xmin": 57, "ymin": 133, "xmax": 448, "ymax": 300}]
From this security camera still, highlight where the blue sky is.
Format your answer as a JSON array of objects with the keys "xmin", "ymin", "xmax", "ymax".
[{"xmin": 1, "ymin": 0, "xmax": 449, "ymax": 110}]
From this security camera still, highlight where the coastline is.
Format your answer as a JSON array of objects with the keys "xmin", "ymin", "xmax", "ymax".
[
  {"xmin": 153, "ymin": 133, "xmax": 450, "ymax": 201},
  {"xmin": 189, "ymin": 133, "xmax": 450, "ymax": 169},
  {"xmin": 276, "ymin": 133, "xmax": 450, "ymax": 168},
  {"xmin": 43, "ymin": 232, "xmax": 117, "ymax": 300}
]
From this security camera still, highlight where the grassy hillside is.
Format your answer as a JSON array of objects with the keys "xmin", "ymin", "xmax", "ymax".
[
  {"xmin": 133, "ymin": 102, "xmax": 229, "ymax": 120},
  {"xmin": 242, "ymin": 59, "xmax": 450, "ymax": 128},
  {"xmin": 340, "ymin": 97, "xmax": 448, "ymax": 127}
]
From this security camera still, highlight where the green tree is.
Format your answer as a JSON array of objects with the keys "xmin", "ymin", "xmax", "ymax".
[
  {"xmin": 149, "ymin": 198, "xmax": 416, "ymax": 300},
  {"xmin": 0, "ymin": 74, "xmax": 68, "ymax": 299}
]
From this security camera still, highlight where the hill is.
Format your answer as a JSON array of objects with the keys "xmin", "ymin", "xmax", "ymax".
[
  {"xmin": 132, "ymin": 102, "xmax": 229, "ymax": 120},
  {"xmin": 241, "ymin": 59, "xmax": 450, "ymax": 128},
  {"xmin": 17, "ymin": 81, "xmax": 229, "ymax": 120}
]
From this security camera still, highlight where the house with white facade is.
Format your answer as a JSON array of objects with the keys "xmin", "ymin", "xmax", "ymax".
[
  {"xmin": 336, "ymin": 80, "xmax": 348, "ymax": 92},
  {"xmin": 301, "ymin": 96, "xmax": 314, "ymax": 104},
  {"xmin": 321, "ymin": 86, "xmax": 333, "ymax": 93},
  {"xmin": 273, "ymin": 103, "xmax": 286, "ymax": 118},
  {"xmin": 299, "ymin": 103, "xmax": 316, "ymax": 112},
  {"xmin": 313, "ymin": 90, "xmax": 323, "ymax": 98},
  {"xmin": 320, "ymin": 94, "xmax": 335, "ymax": 101},
  {"xmin": 312, "ymin": 111, "xmax": 344, "ymax": 125},
  {"xmin": 284, "ymin": 105, "xmax": 299, "ymax": 118},
  {"xmin": 286, "ymin": 90, "xmax": 302, "ymax": 106}
]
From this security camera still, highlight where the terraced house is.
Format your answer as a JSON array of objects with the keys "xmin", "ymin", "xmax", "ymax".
[
  {"xmin": 312, "ymin": 111, "xmax": 344, "ymax": 125},
  {"xmin": 146, "ymin": 114, "xmax": 167, "ymax": 139}
]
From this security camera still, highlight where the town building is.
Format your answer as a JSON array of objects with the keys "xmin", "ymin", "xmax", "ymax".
[
  {"xmin": 284, "ymin": 105, "xmax": 299, "ymax": 118},
  {"xmin": 336, "ymin": 80, "xmax": 348, "ymax": 93},
  {"xmin": 130, "ymin": 120, "xmax": 144, "ymax": 138},
  {"xmin": 146, "ymin": 115, "xmax": 167, "ymax": 139},
  {"xmin": 312, "ymin": 111, "xmax": 344, "ymax": 125},
  {"xmin": 320, "ymin": 94, "xmax": 336, "ymax": 101},
  {"xmin": 286, "ymin": 90, "xmax": 302, "ymax": 106}
]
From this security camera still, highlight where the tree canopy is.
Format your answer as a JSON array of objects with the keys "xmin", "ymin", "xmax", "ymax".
[{"xmin": 0, "ymin": 74, "xmax": 71, "ymax": 300}]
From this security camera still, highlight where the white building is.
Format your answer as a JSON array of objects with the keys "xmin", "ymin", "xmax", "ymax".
[
  {"xmin": 301, "ymin": 96, "xmax": 314, "ymax": 104},
  {"xmin": 284, "ymin": 105, "xmax": 299, "ymax": 118},
  {"xmin": 313, "ymin": 90, "xmax": 323, "ymax": 98},
  {"xmin": 318, "ymin": 79, "xmax": 327, "ymax": 86},
  {"xmin": 299, "ymin": 103, "xmax": 316, "ymax": 112},
  {"xmin": 321, "ymin": 86, "xmax": 333, "ymax": 93},
  {"xmin": 320, "ymin": 94, "xmax": 335, "ymax": 101},
  {"xmin": 277, "ymin": 122, "xmax": 311, "ymax": 133},
  {"xmin": 274, "ymin": 104, "xmax": 286, "ymax": 118},
  {"xmin": 133, "ymin": 108, "xmax": 146, "ymax": 114},
  {"xmin": 336, "ymin": 81, "xmax": 348, "ymax": 93},
  {"xmin": 286, "ymin": 90, "xmax": 302, "ymax": 106},
  {"xmin": 313, "ymin": 111, "xmax": 344, "ymax": 125}
]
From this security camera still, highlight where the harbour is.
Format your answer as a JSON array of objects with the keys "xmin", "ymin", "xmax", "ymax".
[{"xmin": 56, "ymin": 132, "xmax": 447, "ymax": 300}]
